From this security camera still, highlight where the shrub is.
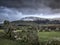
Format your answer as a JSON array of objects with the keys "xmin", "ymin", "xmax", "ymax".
[{"xmin": 14, "ymin": 30, "xmax": 39, "ymax": 45}]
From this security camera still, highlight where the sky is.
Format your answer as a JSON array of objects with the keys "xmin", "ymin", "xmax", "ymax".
[{"xmin": 0, "ymin": 0, "xmax": 60, "ymax": 22}]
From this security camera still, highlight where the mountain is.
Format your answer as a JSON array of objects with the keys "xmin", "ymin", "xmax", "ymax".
[
  {"xmin": 52, "ymin": 18, "xmax": 60, "ymax": 20},
  {"xmin": 0, "ymin": 16, "xmax": 60, "ymax": 24},
  {"xmin": 20, "ymin": 16, "xmax": 47, "ymax": 21},
  {"xmin": 12, "ymin": 16, "xmax": 60, "ymax": 25}
]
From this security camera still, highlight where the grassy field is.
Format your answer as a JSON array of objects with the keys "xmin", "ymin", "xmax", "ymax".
[
  {"xmin": 0, "ymin": 39, "xmax": 19, "ymax": 45},
  {"xmin": 0, "ymin": 30, "xmax": 60, "ymax": 41},
  {"xmin": 0, "ymin": 30, "xmax": 60, "ymax": 45},
  {"xmin": 38, "ymin": 32, "xmax": 60, "ymax": 41}
]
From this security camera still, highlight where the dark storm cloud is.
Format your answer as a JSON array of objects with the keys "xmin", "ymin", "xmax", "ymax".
[
  {"xmin": 0, "ymin": 6, "xmax": 23, "ymax": 21},
  {"xmin": 0, "ymin": 0, "xmax": 60, "ymax": 22},
  {"xmin": 0, "ymin": 0, "xmax": 60, "ymax": 14},
  {"xmin": 0, "ymin": 0, "xmax": 60, "ymax": 9}
]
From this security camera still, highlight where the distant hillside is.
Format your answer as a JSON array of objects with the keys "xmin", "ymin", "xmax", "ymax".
[
  {"xmin": 0, "ymin": 16, "xmax": 60, "ymax": 25},
  {"xmin": 20, "ymin": 16, "xmax": 46, "ymax": 21},
  {"xmin": 12, "ymin": 17, "xmax": 60, "ymax": 25}
]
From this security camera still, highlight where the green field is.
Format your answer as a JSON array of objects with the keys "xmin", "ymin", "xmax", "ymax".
[
  {"xmin": 38, "ymin": 32, "xmax": 60, "ymax": 41},
  {"xmin": 0, "ymin": 30, "xmax": 60, "ymax": 41},
  {"xmin": 0, "ymin": 30, "xmax": 60, "ymax": 45}
]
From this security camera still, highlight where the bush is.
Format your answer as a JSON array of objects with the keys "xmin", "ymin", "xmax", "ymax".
[{"xmin": 15, "ymin": 30, "xmax": 39, "ymax": 45}]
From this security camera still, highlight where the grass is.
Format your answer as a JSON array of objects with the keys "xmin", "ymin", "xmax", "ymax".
[
  {"xmin": 38, "ymin": 32, "xmax": 60, "ymax": 41},
  {"xmin": 0, "ymin": 30, "xmax": 4, "ymax": 32},
  {"xmin": 0, "ymin": 29, "xmax": 60, "ymax": 41},
  {"xmin": 0, "ymin": 39, "xmax": 20, "ymax": 45},
  {"xmin": 0, "ymin": 29, "xmax": 60, "ymax": 45},
  {"xmin": 0, "ymin": 29, "xmax": 20, "ymax": 45}
]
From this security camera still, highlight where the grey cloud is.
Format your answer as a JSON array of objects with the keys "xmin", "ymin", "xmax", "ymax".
[
  {"xmin": 0, "ymin": 6, "xmax": 23, "ymax": 21},
  {"xmin": 0, "ymin": 0, "xmax": 60, "ymax": 9},
  {"xmin": 0, "ymin": 0, "xmax": 60, "ymax": 14},
  {"xmin": 0, "ymin": 0, "xmax": 60, "ymax": 22}
]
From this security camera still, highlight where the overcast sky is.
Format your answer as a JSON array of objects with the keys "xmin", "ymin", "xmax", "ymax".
[{"xmin": 0, "ymin": 0, "xmax": 60, "ymax": 21}]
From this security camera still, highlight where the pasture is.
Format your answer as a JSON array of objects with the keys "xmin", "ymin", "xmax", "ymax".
[
  {"xmin": 38, "ymin": 32, "xmax": 60, "ymax": 41},
  {"xmin": 0, "ymin": 30, "xmax": 60, "ymax": 45}
]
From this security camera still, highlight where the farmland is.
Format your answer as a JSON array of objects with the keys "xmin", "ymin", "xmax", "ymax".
[
  {"xmin": 0, "ymin": 29, "xmax": 60, "ymax": 45},
  {"xmin": 0, "ymin": 20, "xmax": 60, "ymax": 45},
  {"xmin": 38, "ymin": 32, "xmax": 60, "ymax": 41}
]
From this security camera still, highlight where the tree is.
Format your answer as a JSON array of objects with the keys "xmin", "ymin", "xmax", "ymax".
[
  {"xmin": 3, "ymin": 20, "xmax": 10, "ymax": 33},
  {"xmin": 15, "ymin": 30, "xmax": 39, "ymax": 45},
  {"xmin": 3, "ymin": 20, "xmax": 14, "ymax": 39}
]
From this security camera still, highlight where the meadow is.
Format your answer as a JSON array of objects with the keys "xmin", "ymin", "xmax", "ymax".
[
  {"xmin": 38, "ymin": 32, "xmax": 60, "ymax": 41},
  {"xmin": 0, "ymin": 30, "xmax": 60, "ymax": 45}
]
